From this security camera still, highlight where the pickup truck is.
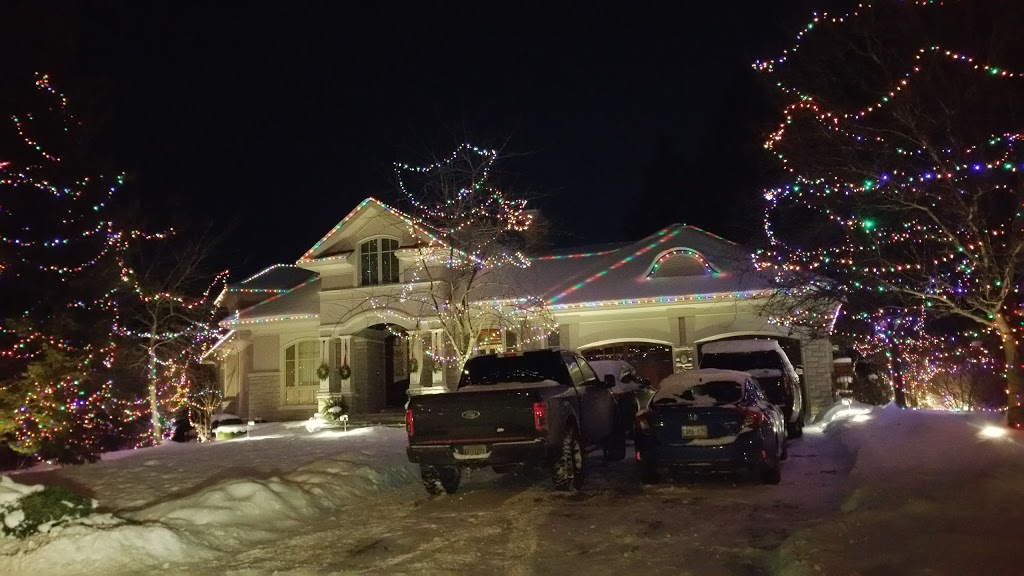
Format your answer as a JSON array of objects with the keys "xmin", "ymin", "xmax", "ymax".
[{"xmin": 405, "ymin": 348, "xmax": 627, "ymax": 495}]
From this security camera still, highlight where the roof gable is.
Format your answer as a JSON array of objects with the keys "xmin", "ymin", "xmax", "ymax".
[{"xmin": 299, "ymin": 197, "xmax": 441, "ymax": 262}]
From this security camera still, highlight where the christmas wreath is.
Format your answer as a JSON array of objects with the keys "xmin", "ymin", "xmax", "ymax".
[
  {"xmin": 339, "ymin": 364, "xmax": 352, "ymax": 380},
  {"xmin": 432, "ymin": 348, "xmax": 442, "ymax": 373},
  {"xmin": 316, "ymin": 363, "xmax": 330, "ymax": 381},
  {"xmin": 409, "ymin": 357, "xmax": 419, "ymax": 373}
]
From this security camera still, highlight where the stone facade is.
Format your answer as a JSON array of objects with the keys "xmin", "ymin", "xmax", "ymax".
[{"xmin": 798, "ymin": 336, "xmax": 835, "ymax": 421}]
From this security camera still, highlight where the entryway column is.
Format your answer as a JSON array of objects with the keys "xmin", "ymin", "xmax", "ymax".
[
  {"xmin": 409, "ymin": 329, "xmax": 427, "ymax": 391},
  {"xmin": 427, "ymin": 329, "xmax": 446, "ymax": 388}
]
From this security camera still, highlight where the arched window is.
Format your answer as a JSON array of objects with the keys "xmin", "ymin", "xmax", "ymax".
[
  {"xmin": 648, "ymin": 249, "xmax": 714, "ymax": 278},
  {"xmin": 284, "ymin": 340, "xmax": 319, "ymax": 405},
  {"xmin": 360, "ymin": 238, "xmax": 400, "ymax": 286}
]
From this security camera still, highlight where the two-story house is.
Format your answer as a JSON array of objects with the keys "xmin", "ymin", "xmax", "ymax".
[{"xmin": 209, "ymin": 198, "xmax": 836, "ymax": 423}]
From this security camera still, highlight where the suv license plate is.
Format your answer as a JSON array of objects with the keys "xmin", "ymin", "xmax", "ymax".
[
  {"xmin": 461, "ymin": 444, "xmax": 487, "ymax": 456},
  {"xmin": 681, "ymin": 425, "xmax": 708, "ymax": 439}
]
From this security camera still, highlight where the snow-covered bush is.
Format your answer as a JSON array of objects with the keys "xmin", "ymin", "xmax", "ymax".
[
  {"xmin": 321, "ymin": 396, "xmax": 348, "ymax": 421},
  {"xmin": 212, "ymin": 415, "xmax": 249, "ymax": 440},
  {"xmin": 0, "ymin": 477, "xmax": 94, "ymax": 539}
]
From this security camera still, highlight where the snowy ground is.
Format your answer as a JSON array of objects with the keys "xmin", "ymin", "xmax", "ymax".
[{"xmin": 1, "ymin": 404, "xmax": 1022, "ymax": 575}]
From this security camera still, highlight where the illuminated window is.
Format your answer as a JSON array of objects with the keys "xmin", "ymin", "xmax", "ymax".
[
  {"xmin": 284, "ymin": 340, "xmax": 319, "ymax": 405},
  {"xmin": 360, "ymin": 238, "xmax": 400, "ymax": 286},
  {"xmin": 478, "ymin": 329, "xmax": 503, "ymax": 354}
]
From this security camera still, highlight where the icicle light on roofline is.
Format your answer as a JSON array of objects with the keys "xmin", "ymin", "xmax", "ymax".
[
  {"xmin": 529, "ymin": 249, "xmax": 618, "ymax": 261},
  {"xmin": 228, "ymin": 288, "xmax": 289, "ymax": 294},
  {"xmin": 300, "ymin": 198, "xmax": 446, "ymax": 262},
  {"xmin": 239, "ymin": 263, "xmax": 303, "ymax": 284},
  {"xmin": 226, "ymin": 314, "xmax": 319, "ymax": 326},
  {"xmin": 548, "ymin": 290, "xmax": 773, "ymax": 311}
]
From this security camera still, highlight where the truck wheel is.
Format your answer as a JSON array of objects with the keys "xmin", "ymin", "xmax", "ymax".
[
  {"xmin": 603, "ymin": 423, "xmax": 627, "ymax": 462},
  {"xmin": 553, "ymin": 427, "xmax": 584, "ymax": 491},
  {"xmin": 420, "ymin": 465, "xmax": 461, "ymax": 495}
]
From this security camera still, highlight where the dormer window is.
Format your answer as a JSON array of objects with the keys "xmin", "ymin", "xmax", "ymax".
[
  {"xmin": 648, "ymin": 249, "xmax": 715, "ymax": 278},
  {"xmin": 360, "ymin": 238, "xmax": 400, "ymax": 285}
]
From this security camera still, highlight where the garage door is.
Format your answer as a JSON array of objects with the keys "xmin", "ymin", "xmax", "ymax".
[{"xmin": 581, "ymin": 342, "xmax": 674, "ymax": 386}]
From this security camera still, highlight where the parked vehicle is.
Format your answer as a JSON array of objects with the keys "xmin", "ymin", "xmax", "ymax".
[
  {"xmin": 405, "ymin": 348, "xmax": 627, "ymax": 495},
  {"xmin": 699, "ymin": 339, "xmax": 806, "ymax": 438},
  {"xmin": 635, "ymin": 368, "xmax": 786, "ymax": 484},
  {"xmin": 588, "ymin": 359, "xmax": 656, "ymax": 437}
]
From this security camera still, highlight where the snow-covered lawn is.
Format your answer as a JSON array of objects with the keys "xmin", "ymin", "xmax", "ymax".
[
  {"xmin": 0, "ymin": 423, "xmax": 419, "ymax": 575},
  {"xmin": 1, "ymin": 403, "xmax": 1022, "ymax": 575}
]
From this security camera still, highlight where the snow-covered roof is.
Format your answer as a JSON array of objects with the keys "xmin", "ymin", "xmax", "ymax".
[
  {"xmin": 516, "ymin": 224, "xmax": 772, "ymax": 308},
  {"xmin": 222, "ymin": 276, "xmax": 320, "ymax": 326},
  {"xmin": 227, "ymin": 214, "xmax": 773, "ymax": 326}
]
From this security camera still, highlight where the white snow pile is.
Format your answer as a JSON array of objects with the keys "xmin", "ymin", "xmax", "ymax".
[
  {"xmin": 777, "ymin": 402, "xmax": 1024, "ymax": 575},
  {"xmin": 0, "ymin": 423, "xmax": 419, "ymax": 576}
]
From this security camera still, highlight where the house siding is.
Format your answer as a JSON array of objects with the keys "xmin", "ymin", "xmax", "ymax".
[{"xmin": 252, "ymin": 335, "xmax": 279, "ymax": 371}]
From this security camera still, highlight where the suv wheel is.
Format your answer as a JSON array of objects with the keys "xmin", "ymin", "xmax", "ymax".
[{"xmin": 553, "ymin": 427, "xmax": 584, "ymax": 491}]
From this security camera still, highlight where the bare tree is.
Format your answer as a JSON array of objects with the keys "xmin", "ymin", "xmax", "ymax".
[
  {"xmin": 118, "ymin": 231, "xmax": 228, "ymax": 441},
  {"xmin": 382, "ymin": 143, "xmax": 556, "ymax": 370},
  {"xmin": 755, "ymin": 3, "xmax": 1024, "ymax": 416}
]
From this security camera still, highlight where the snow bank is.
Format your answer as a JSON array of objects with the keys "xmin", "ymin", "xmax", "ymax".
[
  {"xmin": 0, "ymin": 424, "xmax": 419, "ymax": 575},
  {"xmin": 0, "ymin": 522, "xmax": 205, "ymax": 576},
  {"xmin": 777, "ymin": 404, "xmax": 1024, "ymax": 575}
]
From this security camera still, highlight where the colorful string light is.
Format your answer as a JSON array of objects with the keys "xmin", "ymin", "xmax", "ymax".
[{"xmin": 755, "ymin": 2, "xmax": 1024, "ymax": 407}]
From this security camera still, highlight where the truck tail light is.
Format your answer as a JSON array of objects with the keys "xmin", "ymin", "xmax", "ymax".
[
  {"xmin": 405, "ymin": 409, "xmax": 414, "ymax": 437},
  {"xmin": 533, "ymin": 402, "xmax": 547, "ymax": 431}
]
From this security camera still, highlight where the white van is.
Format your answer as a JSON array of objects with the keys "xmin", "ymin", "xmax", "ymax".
[{"xmin": 698, "ymin": 339, "xmax": 805, "ymax": 438}]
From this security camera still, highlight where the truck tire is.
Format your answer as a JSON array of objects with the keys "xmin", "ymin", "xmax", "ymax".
[
  {"xmin": 553, "ymin": 426, "xmax": 583, "ymax": 491},
  {"xmin": 420, "ymin": 464, "xmax": 461, "ymax": 495}
]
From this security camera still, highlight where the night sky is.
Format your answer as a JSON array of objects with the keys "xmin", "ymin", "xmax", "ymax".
[{"xmin": 4, "ymin": 2, "xmax": 811, "ymax": 278}]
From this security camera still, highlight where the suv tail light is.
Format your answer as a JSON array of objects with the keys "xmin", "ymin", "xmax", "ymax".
[
  {"xmin": 405, "ymin": 409, "xmax": 414, "ymax": 437},
  {"xmin": 533, "ymin": 402, "xmax": 547, "ymax": 431}
]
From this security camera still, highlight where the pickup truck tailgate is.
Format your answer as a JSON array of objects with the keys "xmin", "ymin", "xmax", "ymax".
[{"xmin": 409, "ymin": 383, "xmax": 553, "ymax": 444}]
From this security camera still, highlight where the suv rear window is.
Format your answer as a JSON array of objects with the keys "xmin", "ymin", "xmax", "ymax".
[
  {"xmin": 655, "ymin": 380, "xmax": 743, "ymax": 406},
  {"xmin": 700, "ymin": 351, "xmax": 783, "ymax": 371},
  {"xmin": 459, "ymin": 352, "xmax": 569, "ymax": 388}
]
